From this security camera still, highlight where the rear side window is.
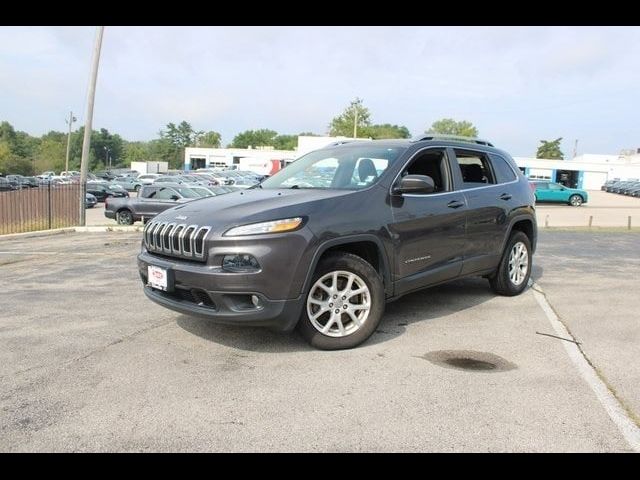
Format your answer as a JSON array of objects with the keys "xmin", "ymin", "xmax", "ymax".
[
  {"xmin": 140, "ymin": 187, "xmax": 158, "ymax": 198},
  {"xmin": 490, "ymin": 154, "xmax": 517, "ymax": 183},
  {"xmin": 454, "ymin": 149, "xmax": 495, "ymax": 187}
]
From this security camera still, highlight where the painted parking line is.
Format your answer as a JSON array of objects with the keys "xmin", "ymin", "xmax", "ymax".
[{"xmin": 530, "ymin": 281, "xmax": 640, "ymax": 452}]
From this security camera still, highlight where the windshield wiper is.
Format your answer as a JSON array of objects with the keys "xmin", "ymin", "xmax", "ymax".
[{"xmin": 289, "ymin": 185, "xmax": 300, "ymax": 189}]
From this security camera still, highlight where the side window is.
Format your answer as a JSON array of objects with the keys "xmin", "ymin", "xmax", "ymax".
[
  {"xmin": 536, "ymin": 183, "xmax": 549, "ymax": 190},
  {"xmin": 454, "ymin": 150, "xmax": 496, "ymax": 187},
  {"xmin": 489, "ymin": 154, "xmax": 517, "ymax": 183},
  {"xmin": 548, "ymin": 183, "xmax": 562, "ymax": 190},
  {"xmin": 400, "ymin": 149, "xmax": 450, "ymax": 193},
  {"xmin": 155, "ymin": 188, "xmax": 179, "ymax": 200},
  {"xmin": 140, "ymin": 187, "xmax": 157, "ymax": 198}
]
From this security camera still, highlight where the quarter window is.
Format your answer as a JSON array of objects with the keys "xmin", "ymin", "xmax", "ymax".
[
  {"xmin": 454, "ymin": 150, "xmax": 496, "ymax": 187},
  {"xmin": 490, "ymin": 154, "xmax": 517, "ymax": 183}
]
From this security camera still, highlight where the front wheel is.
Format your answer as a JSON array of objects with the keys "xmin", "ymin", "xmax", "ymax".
[
  {"xmin": 569, "ymin": 194, "xmax": 583, "ymax": 206},
  {"xmin": 489, "ymin": 231, "xmax": 532, "ymax": 296},
  {"xmin": 297, "ymin": 252, "xmax": 385, "ymax": 350},
  {"xmin": 117, "ymin": 209, "xmax": 134, "ymax": 225}
]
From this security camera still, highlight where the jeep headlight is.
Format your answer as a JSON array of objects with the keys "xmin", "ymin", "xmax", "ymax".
[{"xmin": 223, "ymin": 217, "xmax": 303, "ymax": 236}]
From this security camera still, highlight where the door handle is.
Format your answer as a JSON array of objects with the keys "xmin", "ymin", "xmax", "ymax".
[
  {"xmin": 499, "ymin": 193, "xmax": 512, "ymax": 201},
  {"xmin": 447, "ymin": 200, "xmax": 464, "ymax": 209}
]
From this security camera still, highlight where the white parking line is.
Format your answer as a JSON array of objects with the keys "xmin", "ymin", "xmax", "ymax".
[{"xmin": 530, "ymin": 281, "xmax": 640, "ymax": 452}]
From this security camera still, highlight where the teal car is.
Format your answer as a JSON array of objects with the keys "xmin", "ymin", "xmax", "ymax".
[{"xmin": 532, "ymin": 181, "xmax": 588, "ymax": 206}]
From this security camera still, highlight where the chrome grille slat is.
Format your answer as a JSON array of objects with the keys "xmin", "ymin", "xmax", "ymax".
[
  {"xmin": 171, "ymin": 224, "xmax": 185, "ymax": 254},
  {"xmin": 162, "ymin": 223, "xmax": 176, "ymax": 253},
  {"xmin": 193, "ymin": 226, "xmax": 211, "ymax": 258},
  {"xmin": 144, "ymin": 220, "xmax": 211, "ymax": 262}
]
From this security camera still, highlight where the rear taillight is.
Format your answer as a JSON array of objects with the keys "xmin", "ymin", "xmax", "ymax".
[{"xmin": 528, "ymin": 182, "xmax": 536, "ymax": 193}]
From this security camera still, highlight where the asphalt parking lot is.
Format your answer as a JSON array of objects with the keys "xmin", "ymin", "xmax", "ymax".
[{"xmin": 1, "ymin": 230, "xmax": 638, "ymax": 452}]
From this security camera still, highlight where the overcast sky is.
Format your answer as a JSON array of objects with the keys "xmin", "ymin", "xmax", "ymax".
[{"xmin": 1, "ymin": 26, "xmax": 638, "ymax": 156}]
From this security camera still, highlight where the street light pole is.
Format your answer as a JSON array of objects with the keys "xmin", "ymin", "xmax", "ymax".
[
  {"xmin": 353, "ymin": 108, "xmax": 358, "ymax": 139},
  {"xmin": 79, "ymin": 26, "xmax": 105, "ymax": 227},
  {"xmin": 64, "ymin": 111, "xmax": 76, "ymax": 174}
]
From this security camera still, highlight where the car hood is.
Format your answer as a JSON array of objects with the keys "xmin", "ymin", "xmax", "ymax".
[{"xmin": 151, "ymin": 188, "xmax": 355, "ymax": 235}]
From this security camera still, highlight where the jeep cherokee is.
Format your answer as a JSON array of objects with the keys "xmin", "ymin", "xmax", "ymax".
[{"xmin": 137, "ymin": 136, "xmax": 537, "ymax": 350}]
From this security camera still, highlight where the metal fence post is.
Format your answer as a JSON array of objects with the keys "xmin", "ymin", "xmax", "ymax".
[{"xmin": 48, "ymin": 181, "xmax": 52, "ymax": 230}]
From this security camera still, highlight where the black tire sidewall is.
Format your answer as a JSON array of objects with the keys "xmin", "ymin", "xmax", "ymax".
[
  {"xmin": 118, "ymin": 210, "xmax": 133, "ymax": 225},
  {"xmin": 297, "ymin": 252, "xmax": 385, "ymax": 350},
  {"xmin": 491, "ymin": 231, "xmax": 532, "ymax": 296}
]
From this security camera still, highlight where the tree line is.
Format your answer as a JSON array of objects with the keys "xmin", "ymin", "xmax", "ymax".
[{"xmin": 0, "ymin": 98, "xmax": 564, "ymax": 176}]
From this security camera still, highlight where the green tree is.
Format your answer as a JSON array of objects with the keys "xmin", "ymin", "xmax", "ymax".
[
  {"xmin": 199, "ymin": 131, "xmax": 222, "ymax": 148},
  {"xmin": 163, "ymin": 121, "xmax": 197, "ymax": 148},
  {"xmin": 230, "ymin": 129, "xmax": 278, "ymax": 148},
  {"xmin": 536, "ymin": 138, "xmax": 564, "ymax": 159},
  {"xmin": 123, "ymin": 141, "xmax": 150, "ymax": 164},
  {"xmin": 34, "ymin": 135, "xmax": 66, "ymax": 173},
  {"xmin": 273, "ymin": 134, "xmax": 297, "ymax": 150},
  {"xmin": 0, "ymin": 141, "xmax": 34, "ymax": 175},
  {"xmin": 329, "ymin": 98, "xmax": 371, "ymax": 137},
  {"xmin": 362, "ymin": 123, "xmax": 411, "ymax": 139},
  {"xmin": 427, "ymin": 118, "xmax": 478, "ymax": 137},
  {"xmin": 148, "ymin": 138, "xmax": 181, "ymax": 169}
]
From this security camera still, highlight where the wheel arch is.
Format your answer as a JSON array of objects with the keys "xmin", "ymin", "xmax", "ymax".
[
  {"xmin": 502, "ymin": 215, "xmax": 537, "ymax": 254},
  {"xmin": 302, "ymin": 235, "xmax": 392, "ymax": 297}
]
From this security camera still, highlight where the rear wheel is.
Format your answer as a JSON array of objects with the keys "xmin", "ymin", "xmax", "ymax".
[
  {"xmin": 489, "ymin": 231, "xmax": 532, "ymax": 296},
  {"xmin": 117, "ymin": 209, "xmax": 134, "ymax": 225},
  {"xmin": 297, "ymin": 252, "xmax": 385, "ymax": 350}
]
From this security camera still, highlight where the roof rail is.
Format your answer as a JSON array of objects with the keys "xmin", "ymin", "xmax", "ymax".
[
  {"xmin": 326, "ymin": 139, "xmax": 369, "ymax": 147},
  {"xmin": 412, "ymin": 134, "xmax": 494, "ymax": 147}
]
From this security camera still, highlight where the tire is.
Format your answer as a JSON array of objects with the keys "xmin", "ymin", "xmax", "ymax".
[
  {"xmin": 117, "ymin": 209, "xmax": 134, "ymax": 225},
  {"xmin": 297, "ymin": 252, "xmax": 385, "ymax": 350},
  {"xmin": 569, "ymin": 194, "xmax": 583, "ymax": 206},
  {"xmin": 489, "ymin": 231, "xmax": 532, "ymax": 296}
]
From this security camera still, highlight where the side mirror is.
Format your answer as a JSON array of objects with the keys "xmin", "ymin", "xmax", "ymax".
[
  {"xmin": 393, "ymin": 174, "xmax": 435, "ymax": 195},
  {"xmin": 170, "ymin": 195, "xmax": 179, "ymax": 201}
]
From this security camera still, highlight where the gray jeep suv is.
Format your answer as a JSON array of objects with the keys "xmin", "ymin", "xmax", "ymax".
[{"xmin": 138, "ymin": 136, "xmax": 537, "ymax": 349}]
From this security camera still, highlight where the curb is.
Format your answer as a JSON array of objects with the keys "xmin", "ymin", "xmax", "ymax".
[
  {"xmin": 1, "ymin": 225, "xmax": 143, "ymax": 240},
  {"xmin": 0, "ymin": 228, "xmax": 77, "ymax": 240}
]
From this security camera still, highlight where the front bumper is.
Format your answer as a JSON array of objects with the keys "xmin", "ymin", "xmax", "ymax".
[
  {"xmin": 141, "ymin": 285, "xmax": 303, "ymax": 331},
  {"xmin": 104, "ymin": 210, "xmax": 116, "ymax": 219},
  {"xmin": 137, "ymin": 247, "xmax": 309, "ymax": 331}
]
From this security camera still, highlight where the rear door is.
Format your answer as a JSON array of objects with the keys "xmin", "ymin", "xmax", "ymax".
[
  {"xmin": 389, "ymin": 147, "xmax": 466, "ymax": 295},
  {"xmin": 451, "ymin": 148, "xmax": 517, "ymax": 275}
]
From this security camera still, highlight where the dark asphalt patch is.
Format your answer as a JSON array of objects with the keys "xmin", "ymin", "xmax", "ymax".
[{"xmin": 420, "ymin": 350, "xmax": 517, "ymax": 373}]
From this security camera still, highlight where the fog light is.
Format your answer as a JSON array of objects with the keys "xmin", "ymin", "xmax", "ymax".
[
  {"xmin": 222, "ymin": 254, "xmax": 260, "ymax": 272},
  {"xmin": 251, "ymin": 295, "xmax": 260, "ymax": 307}
]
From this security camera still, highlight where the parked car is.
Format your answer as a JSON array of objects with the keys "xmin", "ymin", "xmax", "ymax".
[
  {"xmin": 137, "ymin": 174, "xmax": 161, "ymax": 185},
  {"xmin": 85, "ymin": 193, "xmax": 97, "ymax": 208},
  {"xmin": 86, "ymin": 181, "xmax": 128, "ymax": 202},
  {"xmin": 94, "ymin": 171, "xmax": 118, "ymax": 181},
  {"xmin": 104, "ymin": 184, "xmax": 201, "ymax": 225},
  {"xmin": 138, "ymin": 136, "xmax": 537, "ymax": 350},
  {"xmin": 111, "ymin": 176, "xmax": 143, "ymax": 192},
  {"xmin": 0, "ymin": 177, "xmax": 20, "ymax": 191},
  {"xmin": 532, "ymin": 181, "xmax": 588, "ymax": 206}
]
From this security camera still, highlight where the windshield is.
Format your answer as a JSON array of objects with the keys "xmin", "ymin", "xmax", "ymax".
[{"xmin": 260, "ymin": 145, "xmax": 407, "ymax": 190}]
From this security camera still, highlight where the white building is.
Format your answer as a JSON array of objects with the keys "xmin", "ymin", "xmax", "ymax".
[
  {"xmin": 183, "ymin": 136, "xmax": 360, "ymax": 175},
  {"xmin": 513, "ymin": 153, "xmax": 640, "ymax": 190}
]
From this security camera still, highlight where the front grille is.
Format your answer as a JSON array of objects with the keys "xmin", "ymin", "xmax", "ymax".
[{"xmin": 144, "ymin": 221, "xmax": 211, "ymax": 261}]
